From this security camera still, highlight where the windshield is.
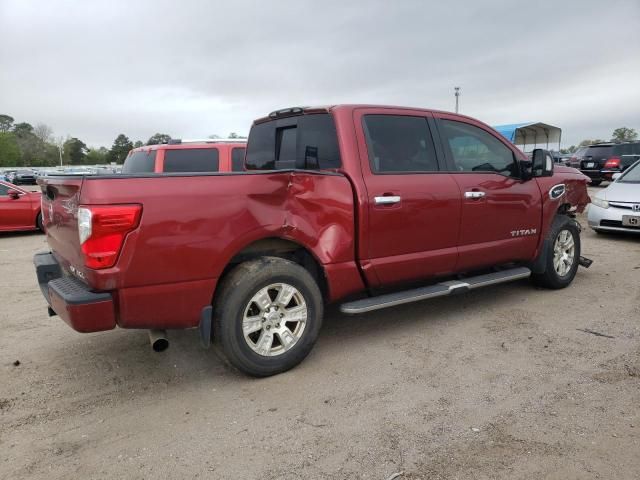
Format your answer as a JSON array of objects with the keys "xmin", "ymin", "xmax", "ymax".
[
  {"xmin": 584, "ymin": 146, "xmax": 613, "ymax": 157},
  {"xmin": 618, "ymin": 161, "xmax": 640, "ymax": 183}
]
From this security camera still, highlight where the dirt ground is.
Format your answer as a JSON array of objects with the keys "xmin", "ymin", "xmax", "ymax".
[{"xmin": 1, "ymin": 186, "xmax": 639, "ymax": 480}]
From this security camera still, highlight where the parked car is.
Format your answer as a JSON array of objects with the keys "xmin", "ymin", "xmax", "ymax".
[
  {"xmin": 122, "ymin": 139, "xmax": 247, "ymax": 174},
  {"xmin": 578, "ymin": 142, "xmax": 640, "ymax": 185},
  {"xmin": 0, "ymin": 180, "xmax": 44, "ymax": 232},
  {"xmin": 34, "ymin": 105, "xmax": 590, "ymax": 376},
  {"xmin": 588, "ymin": 159, "xmax": 640, "ymax": 234},
  {"xmin": 11, "ymin": 169, "xmax": 39, "ymax": 185}
]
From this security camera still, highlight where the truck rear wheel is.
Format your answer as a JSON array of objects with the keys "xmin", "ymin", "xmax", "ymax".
[
  {"xmin": 531, "ymin": 215, "xmax": 581, "ymax": 289},
  {"xmin": 213, "ymin": 257, "xmax": 323, "ymax": 377}
]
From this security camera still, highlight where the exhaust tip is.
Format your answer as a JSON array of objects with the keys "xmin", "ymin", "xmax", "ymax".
[
  {"xmin": 152, "ymin": 338, "xmax": 169, "ymax": 352},
  {"xmin": 148, "ymin": 329, "xmax": 169, "ymax": 352}
]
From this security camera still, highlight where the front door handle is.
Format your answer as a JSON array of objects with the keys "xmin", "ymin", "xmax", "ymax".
[
  {"xmin": 464, "ymin": 191, "xmax": 485, "ymax": 199},
  {"xmin": 374, "ymin": 195, "xmax": 401, "ymax": 205}
]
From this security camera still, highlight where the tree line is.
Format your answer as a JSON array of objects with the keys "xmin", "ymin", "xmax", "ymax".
[
  {"xmin": 0, "ymin": 113, "xmax": 246, "ymax": 168},
  {"xmin": 560, "ymin": 127, "xmax": 638, "ymax": 153}
]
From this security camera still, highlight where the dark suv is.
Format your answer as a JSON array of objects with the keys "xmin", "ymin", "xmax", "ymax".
[{"xmin": 577, "ymin": 142, "xmax": 640, "ymax": 185}]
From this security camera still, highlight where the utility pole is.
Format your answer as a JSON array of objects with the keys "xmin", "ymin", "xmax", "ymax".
[{"xmin": 454, "ymin": 86, "xmax": 461, "ymax": 113}]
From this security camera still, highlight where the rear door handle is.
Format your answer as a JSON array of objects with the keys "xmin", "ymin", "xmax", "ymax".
[
  {"xmin": 374, "ymin": 195, "xmax": 401, "ymax": 205},
  {"xmin": 464, "ymin": 191, "xmax": 485, "ymax": 199}
]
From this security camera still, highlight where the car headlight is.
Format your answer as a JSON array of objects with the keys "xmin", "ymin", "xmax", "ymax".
[{"xmin": 592, "ymin": 197, "xmax": 609, "ymax": 209}]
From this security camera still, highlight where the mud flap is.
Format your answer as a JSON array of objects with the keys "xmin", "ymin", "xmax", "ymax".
[{"xmin": 578, "ymin": 256, "xmax": 593, "ymax": 268}]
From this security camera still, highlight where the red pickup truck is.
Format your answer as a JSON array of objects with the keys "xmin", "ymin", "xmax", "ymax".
[
  {"xmin": 34, "ymin": 105, "xmax": 591, "ymax": 376},
  {"xmin": 123, "ymin": 139, "xmax": 247, "ymax": 173}
]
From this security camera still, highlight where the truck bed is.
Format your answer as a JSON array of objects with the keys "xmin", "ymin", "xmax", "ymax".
[{"xmin": 38, "ymin": 171, "xmax": 361, "ymax": 330}]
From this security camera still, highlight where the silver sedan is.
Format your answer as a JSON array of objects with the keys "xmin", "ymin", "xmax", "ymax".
[{"xmin": 588, "ymin": 160, "xmax": 640, "ymax": 233}]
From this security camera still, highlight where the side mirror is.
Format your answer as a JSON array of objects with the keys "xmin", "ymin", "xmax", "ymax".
[
  {"xmin": 531, "ymin": 148, "xmax": 554, "ymax": 177},
  {"xmin": 7, "ymin": 189, "xmax": 21, "ymax": 200},
  {"xmin": 612, "ymin": 172, "xmax": 622, "ymax": 181}
]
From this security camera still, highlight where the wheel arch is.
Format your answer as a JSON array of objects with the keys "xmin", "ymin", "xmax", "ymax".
[{"xmin": 213, "ymin": 236, "xmax": 328, "ymax": 305}]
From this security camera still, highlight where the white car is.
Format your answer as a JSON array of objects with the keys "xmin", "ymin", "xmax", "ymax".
[{"xmin": 588, "ymin": 160, "xmax": 640, "ymax": 233}]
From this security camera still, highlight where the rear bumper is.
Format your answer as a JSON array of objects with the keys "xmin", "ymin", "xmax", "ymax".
[
  {"xmin": 580, "ymin": 169, "xmax": 605, "ymax": 181},
  {"xmin": 34, "ymin": 252, "xmax": 116, "ymax": 332}
]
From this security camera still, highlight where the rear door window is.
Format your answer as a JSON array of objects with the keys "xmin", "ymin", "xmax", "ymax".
[
  {"xmin": 245, "ymin": 114, "xmax": 341, "ymax": 170},
  {"xmin": 122, "ymin": 151, "xmax": 157, "ymax": 173},
  {"xmin": 163, "ymin": 148, "xmax": 219, "ymax": 172},
  {"xmin": 362, "ymin": 115, "xmax": 438, "ymax": 173},
  {"xmin": 231, "ymin": 147, "xmax": 246, "ymax": 172}
]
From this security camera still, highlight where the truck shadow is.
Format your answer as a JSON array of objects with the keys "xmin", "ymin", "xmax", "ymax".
[
  {"xmin": 0, "ymin": 231, "xmax": 43, "ymax": 238},
  {"xmin": 41, "ymin": 280, "xmax": 534, "ymax": 402}
]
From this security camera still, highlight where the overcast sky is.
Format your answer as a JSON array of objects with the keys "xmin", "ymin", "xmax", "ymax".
[{"xmin": 1, "ymin": 0, "xmax": 639, "ymax": 148}]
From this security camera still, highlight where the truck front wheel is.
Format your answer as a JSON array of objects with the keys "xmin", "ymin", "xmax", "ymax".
[
  {"xmin": 213, "ymin": 257, "xmax": 323, "ymax": 377},
  {"xmin": 531, "ymin": 215, "xmax": 581, "ymax": 289}
]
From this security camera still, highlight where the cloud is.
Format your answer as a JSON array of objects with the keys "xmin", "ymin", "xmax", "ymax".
[{"xmin": 1, "ymin": 0, "xmax": 638, "ymax": 147}]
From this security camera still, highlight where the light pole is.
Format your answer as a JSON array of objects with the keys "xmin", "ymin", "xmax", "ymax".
[
  {"xmin": 454, "ymin": 86, "xmax": 461, "ymax": 113},
  {"xmin": 58, "ymin": 144, "xmax": 63, "ymax": 167}
]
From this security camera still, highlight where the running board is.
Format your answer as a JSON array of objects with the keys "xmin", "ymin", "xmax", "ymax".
[{"xmin": 340, "ymin": 266, "xmax": 531, "ymax": 314}]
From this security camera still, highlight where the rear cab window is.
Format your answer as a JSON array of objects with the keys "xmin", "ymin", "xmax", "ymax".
[
  {"xmin": 163, "ymin": 148, "xmax": 219, "ymax": 172},
  {"xmin": 122, "ymin": 150, "xmax": 157, "ymax": 173},
  {"xmin": 245, "ymin": 114, "xmax": 341, "ymax": 171}
]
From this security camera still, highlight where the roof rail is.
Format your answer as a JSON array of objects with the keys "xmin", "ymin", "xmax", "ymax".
[{"xmin": 167, "ymin": 138, "xmax": 247, "ymax": 145}]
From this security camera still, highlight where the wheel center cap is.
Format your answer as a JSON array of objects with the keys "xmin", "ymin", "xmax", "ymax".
[{"xmin": 266, "ymin": 310, "xmax": 279, "ymax": 322}]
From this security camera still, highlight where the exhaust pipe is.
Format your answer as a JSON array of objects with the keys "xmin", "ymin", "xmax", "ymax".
[{"xmin": 148, "ymin": 329, "xmax": 169, "ymax": 352}]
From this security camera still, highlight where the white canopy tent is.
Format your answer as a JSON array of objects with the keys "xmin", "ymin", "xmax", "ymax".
[{"xmin": 493, "ymin": 122, "xmax": 562, "ymax": 152}]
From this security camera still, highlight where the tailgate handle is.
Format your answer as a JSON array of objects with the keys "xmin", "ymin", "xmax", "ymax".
[{"xmin": 374, "ymin": 195, "xmax": 401, "ymax": 205}]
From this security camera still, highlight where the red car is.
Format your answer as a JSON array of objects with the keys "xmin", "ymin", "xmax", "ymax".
[
  {"xmin": 123, "ymin": 139, "xmax": 247, "ymax": 173},
  {"xmin": 35, "ymin": 105, "xmax": 591, "ymax": 376},
  {"xmin": 0, "ymin": 180, "xmax": 43, "ymax": 232}
]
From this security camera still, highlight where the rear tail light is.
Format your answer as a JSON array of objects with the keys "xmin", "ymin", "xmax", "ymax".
[
  {"xmin": 78, "ymin": 205, "xmax": 142, "ymax": 269},
  {"xmin": 604, "ymin": 157, "xmax": 621, "ymax": 169}
]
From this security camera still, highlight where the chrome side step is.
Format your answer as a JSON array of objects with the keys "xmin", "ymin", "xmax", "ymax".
[{"xmin": 340, "ymin": 266, "xmax": 531, "ymax": 314}]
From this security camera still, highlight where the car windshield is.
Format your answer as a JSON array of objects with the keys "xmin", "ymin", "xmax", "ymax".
[{"xmin": 618, "ymin": 161, "xmax": 640, "ymax": 183}]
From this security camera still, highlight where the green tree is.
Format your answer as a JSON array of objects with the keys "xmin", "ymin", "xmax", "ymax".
[
  {"xmin": 146, "ymin": 133, "xmax": 171, "ymax": 145},
  {"xmin": 63, "ymin": 137, "xmax": 88, "ymax": 165},
  {"xmin": 12, "ymin": 122, "xmax": 34, "ymax": 136},
  {"xmin": 611, "ymin": 127, "xmax": 638, "ymax": 143},
  {"xmin": 0, "ymin": 114, "xmax": 14, "ymax": 133},
  {"xmin": 0, "ymin": 132, "xmax": 20, "ymax": 166},
  {"xmin": 133, "ymin": 140, "xmax": 144, "ymax": 148},
  {"xmin": 578, "ymin": 139, "xmax": 606, "ymax": 147},
  {"xmin": 109, "ymin": 134, "xmax": 133, "ymax": 163},
  {"xmin": 86, "ymin": 146, "xmax": 109, "ymax": 165},
  {"xmin": 227, "ymin": 132, "xmax": 247, "ymax": 139}
]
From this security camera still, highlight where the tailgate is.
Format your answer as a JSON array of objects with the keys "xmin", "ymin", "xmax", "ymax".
[{"xmin": 39, "ymin": 176, "xmax": 85, "ymax": 272}]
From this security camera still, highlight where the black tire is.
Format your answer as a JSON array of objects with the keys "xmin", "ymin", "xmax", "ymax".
[
  {"xmin": 590, "ymin": 180, "xmax": 602, "ymax": 186},
  {"xmin": 531, "ymin": 215, "xmax": 581, "ymax": 289},
  {"xmin": 36, "ymin": 212, "xmax": 44, "ymax": 232},
  {"xmin": 213, "ymin": 256, "xmax": 323, "ymax": 377}
]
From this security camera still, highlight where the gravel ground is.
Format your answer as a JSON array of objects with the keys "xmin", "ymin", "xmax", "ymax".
[{"xmin": 1, "ymin": 186, "xmax": 639, "ymax": 479}]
